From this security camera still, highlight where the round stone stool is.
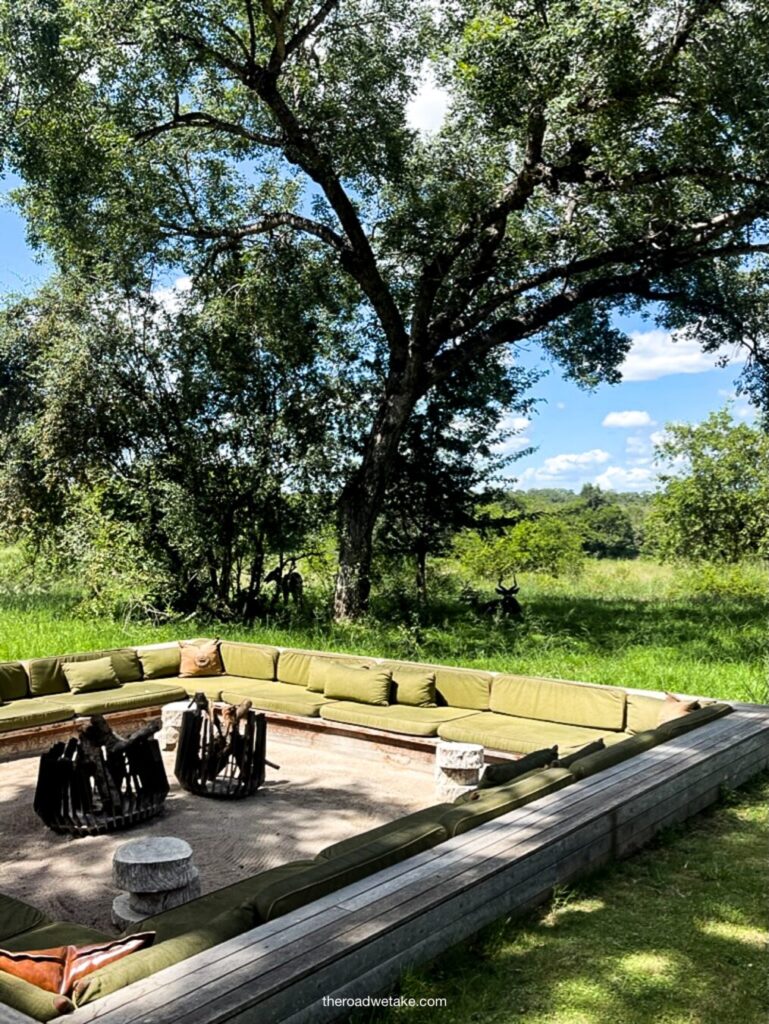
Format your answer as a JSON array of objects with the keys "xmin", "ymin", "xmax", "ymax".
[
  {"xmin": 434, "ymin": 741, "xmax": 484, "ymax": 801},
  {"xmin": 112, "ymin": 836, "xmax": 201, "ymax": 929},
  {"xmin": 159, "ymin": 700, "xmax": 191, "ymax": 751}
]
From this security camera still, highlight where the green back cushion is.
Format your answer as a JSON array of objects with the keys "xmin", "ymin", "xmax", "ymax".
[
  {"xmin": 73, "ymin": 906, "xmax": 255, "ymax": 1007},
  {"xmin": 569, "ymin": 730, "xmax": 662, "ymax": 779},
  {"xmin": 323, "ymin": 664, "xmax": 391, "ymax": 705},
  {"xmin": 0, "ymin": 661, "xmax": 29, "ymax": 701},
  {"xmin": 479, "ymin": 746, "xmax": 558, "ymax": 788},
  {"xmin": 554, "ymin": 738, "xmax": 605, "ymax": 768},
  {"xmin": 315, "ymin": 805, "xmax": 453, "ymax": 861},
  {"xmin": 62, "ymin": 656, "xmax": 121, "ymax": 694},
  {"xmin": 27, "ymin": 648, "xmax": 142, "ymax": 696},
  {"xmin": 0, "ymin": 970, "xmax": 73, "ymax": 1021},
  {"xmin": 278, "ymin": 648, "xmax": 369, "ymax": 687},
  {"xmin": 382, "ymin": 663, "xmax": 437, "ymax": 707},
  {"xmin": 137, "ymin": 645, "xmax": 181, "ymax": 680},
  {"xmin": 491, "ymin": 674, "xmax": 626, "ymax": 730},
  {"xmin": 441, "ymin": 767, "xmax": 575, "ymax": 836},
  {"xmin": 626, "ymin": 692, "xmax": 667, "ymax": 733},
  {"xmin": 219, "ymin": 641, "xmax": 278, "ymax": 681},
  {"xmin": 434, "ymin": 666, "xmax": 493, "ymax": 711},
  {"xmin": 0, "ymin": 894, "xmax": 50, "ymax": 944},
  {"xmin": 306, "ymin": 656, "xmax": 371, "ymax": 694}
]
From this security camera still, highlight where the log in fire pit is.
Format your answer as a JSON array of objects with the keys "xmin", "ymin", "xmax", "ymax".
[
  {"xmin": 34, "ymin": 716, "xmax": 169, "ymax": 837},
  {"xmin": 174, "ymin": 695, "xmax": 270, "ymax": 799}
]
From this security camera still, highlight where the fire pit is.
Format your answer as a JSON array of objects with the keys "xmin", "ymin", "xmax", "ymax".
[
  {"xmin": 34, "ymin": 716, "xmax": 169, "ymax": 837},
  {"xmin": 174, "ymin": 695, "xmax": 270, "ymax": 799}
]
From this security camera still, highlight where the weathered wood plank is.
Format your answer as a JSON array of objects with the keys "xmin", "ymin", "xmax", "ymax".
[{"xmin": 0, "ymin": 1006, "xmax": 39, "ymax": 1024}]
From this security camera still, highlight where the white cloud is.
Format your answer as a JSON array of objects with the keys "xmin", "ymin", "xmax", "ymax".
[
  {"xmin": 406, "ymin": 72, "xmax": 450, "ymax": 133},
  {"xmin": 593, "ymin": 465, "xmax": 656, "ymax": 492},
  {"xmin": 517, "ymin": 448, "xmax": 610, "ymax": 485},
  {"xmin": 153, "ymin": 275, "xmax": 192, "ymax": 313},
  {"xmin": 602, "ymin": 410, "xmax": 655, "ymax": 428},
  {"xmin": 620, "ymin": 329, "xmax": 744, "ymax": 382}
]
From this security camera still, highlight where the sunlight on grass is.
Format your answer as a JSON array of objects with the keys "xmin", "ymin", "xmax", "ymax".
[{"xmin": 699, "ymin": 920, "xmax": 768, "ymax": 948}]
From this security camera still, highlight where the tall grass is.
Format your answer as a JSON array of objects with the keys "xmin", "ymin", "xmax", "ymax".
[{"xmin": 0, "ymin": 552, "xmax": 765, "ymax": 704}]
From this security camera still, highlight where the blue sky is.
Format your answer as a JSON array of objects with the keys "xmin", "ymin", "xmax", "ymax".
[{"xmin": 1, "ymin": 163, "xmax": 754, "ymax": 497}]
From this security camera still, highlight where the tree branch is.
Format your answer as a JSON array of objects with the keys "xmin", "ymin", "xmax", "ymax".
[
  {"xmin": 134, "ymin": 109, "xmax": 281, "ymax": 147},
  {"xmin": 284, "ymin": 0, "xmax": 339, "ymax": 59},
  {"xmin": 158, "ymin": 211, "xmax": 349, "ymax": 252}
]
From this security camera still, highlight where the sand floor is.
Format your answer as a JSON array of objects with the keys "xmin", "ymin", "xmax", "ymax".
[{"xmin": 0, "ymin": 737, "xmax": 435, "ymax": 933}]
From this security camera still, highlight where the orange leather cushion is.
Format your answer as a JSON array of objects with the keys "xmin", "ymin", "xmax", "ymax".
[
  {"xmin": 0, "ymin": 932, "xmax": 155, "ymax": 995},
  {"xmin": 179, "ymin": 639, "xmax": 224, "ymax": 677},
  {"xmin": 658, "ymin": 693, "xmax": 700, "ymax": 725}
]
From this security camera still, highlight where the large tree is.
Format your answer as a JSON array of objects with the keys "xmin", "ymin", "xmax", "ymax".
[{"xmin": 2, "ymin": 0, "xmax": 769, "ymax": 617}]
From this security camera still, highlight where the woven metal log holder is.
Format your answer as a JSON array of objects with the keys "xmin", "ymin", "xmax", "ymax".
[
  {"xmin": 34, "ymin": 719, "xmax": 169, "ymax": 837},
  {"xmin": 174, "ymin": 698, "xmax": 267, "ymax": 799}
]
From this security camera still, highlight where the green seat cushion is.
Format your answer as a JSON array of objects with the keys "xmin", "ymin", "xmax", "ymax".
[
  {"xmin": 655, "ymin": 702, "xmax": 733, "ymax": 737},
  {"xmin": 437, "ymin": 712, "xmax": 618, "ymax": 755},
  {"xmin": 0, "ymin": 894, "xmax": 50, "ymax": 944},
  {"xmin": 568, "ymin": 730, "xmax": 663, "ymax": 779},
  {"xmin": 65, "ymin": 680, "xmax": 188, "ymax": 716},
  {"xmin": 553, "ymin": 738, "xmax": 605, "ymax": 768},
  {"xmin": 0, "ymin": 970, "xmax": 73, "ymax": 1021},
  {"xmin": 323, "ymin": 664, "xmax": 392, "ymax": 705},
  {"xmin": 277, "ymin": 648, "xmax": 370, "ymax": 688},
  {"xmin": 0, "ymin": 661, "xmax": 29, "ymax": 701},
  {"xmin": 137, "ymin": 644, "xmax": 181, "ymax": 680},
  {"xmin": 74, "ymin": 905, "xmax": 255, "ymax": 1007},
  {"xmin": 440, "ymin": 767, "xmax": 575, "ymax": 837},
  {"xmin": 379, "ymin": 662, "xmax": 437, "ymax": 707},
  {"xmin": 26, "ymin": 648, "xmax": 143, "ymax": 696},
  {"xmin": 0, "ymin": 921, "xmax": 112, "ymax": 952},
  {"xmin": 62, "ymin": 656, "xmax": 121, "ymax": 695},
  {"xmin": 319, "ymin": 702, "xmax": 477, "ymax": 737},
  {"xmin": 178, "ymin": 676, "xmax": 224, "ymax": 700},
  {"xmin": 221, "ymin": 679, "xmax": 332, "ymax": 717},
  {"xmin": 219, "ymin": 641, "xmax": 278, "ymax": 681},
  {"xmin": 315, "ymin": 805, "xmax": 452, "ymax": 861},
  {"xmin": 491, "ymin": 674, "xmax": 627, "ymax": 731},
  {"xmin": 252, "ymin": 828, "xmax": 450, "ymax": 922},
  {"xmin": 0, "ymin": 698, "xmax": 73, "ymax": 733},
  {"xmin": 479, "ymin": 746, "xmax": 559, "ymax": 788}
]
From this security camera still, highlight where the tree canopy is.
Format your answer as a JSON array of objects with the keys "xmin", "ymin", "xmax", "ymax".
[{"xmin": 2, "ymin": 0, "xmax": 769, "ymax": 616}]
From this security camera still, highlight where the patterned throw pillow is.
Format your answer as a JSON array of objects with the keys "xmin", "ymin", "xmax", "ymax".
[
  {"xmin": 178, "ymin": 639, "xmax": 224, "ymax": 678},
  {"xmin": 0, "ymin": 933, "xmax": 155, "ymax": 996}
]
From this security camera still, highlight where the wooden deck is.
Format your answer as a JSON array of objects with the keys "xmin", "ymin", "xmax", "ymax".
[{"xmin": 1, "ymin": 703, "xmax": 767, "ymax": 1024}]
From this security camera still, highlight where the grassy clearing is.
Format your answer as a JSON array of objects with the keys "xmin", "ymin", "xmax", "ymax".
[
  {"xmin": 0, "ymin": 557, "xmax": 764, "ymax": 704},
  {"xmin": 363, "ymin": 774, "xmax": 769, "ymax": 1024}
]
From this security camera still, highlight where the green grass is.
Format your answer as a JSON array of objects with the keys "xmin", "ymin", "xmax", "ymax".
[
  {"xmin": 362, "ymin": 774, "xmax": 769, "ymax": 1024},
  {"xmin": 1, "ymin": 557, "xmax": 764, "ymax": 704}
]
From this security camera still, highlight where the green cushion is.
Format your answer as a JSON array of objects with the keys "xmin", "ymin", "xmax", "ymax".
[
  {"xmin": 0, "ymin": 698, "xmax": 73, "ymax": 733},
  {"xmin": 0, "ymin": 921, "xmax": 112, "ymax": 951},
  {"xmin": 252, "ymin": 825, "xmax": 449, "ymax": 922},
  {"xmin": 65, "ymin": 680, "xmax": 188, "ymax": 716},
  {"xmin": 25, "ymin": 648, "xmax": 142, "ymax": 696},
  {"xmin": 323, "ymin": 664, "xmax": 391, "ymax": 705},
  {"xmin": 221, "ymin": 679, "xmax": 332, "ymax": 717},
  {"xmin": 381, "ymin": 663, "xmax": 437, "ymax": 707},
  {"xmin": 0, "ymin": 970, "xmax": 72, "ymax": 1021},
  {"xmin": 655, "ymin": 702, "xmax": 733, "ymax": 738},
  {"xmin": 219, "ymin": 641, "xmax": 277, "ymax": 681},
  {"xmin": 306, "ymin": 657, "xmax": 372, "ymax": 694},
  {"xmin": 62, "ymin": 655, "xmax": 121, "ymax": 694},
  {"xmin": 437, "ymin": 712, "xmax": 616, "ymax": 755},
  {"xmin": 319, "ymin": 702, "xmax": 477, "ymax": 737},
  {"xmin": 479, "ymin": 746, "xmax": 559, "ymax": 788},
  {"xmin": 74, "ymin": 905, "xmax": 255, "ymax": 1007},
  {"xmin": 137, "ymin": 644, "xmax": 181, "ymax": 680},
  {"xmin": 568, "ymin": 730, "xmax": 662, "ymax": 779},
  {"xmin": 554, "ymin": 738, "xmax": 605, "ymax": 768},
  {"xmin": 626, "ymin": 692, "xmax": 667, "ymax": 733},
  {"xmin": 434, "ymin": 665, "xmax": 493, "ymax": 711},
  {"xmin": 277, "ymin": 648, "xmax": 370, "ymax": 687},
  {"xmin": 0, "ymin": 661, "xmax": 29, "ymax": 701},
  {"xmin": 315, "ymin": 805, "xmax": 453, "ymax": 862},
  {"xmin": 490, "ymin": 674, "xmax": 627, "ymax": 731},
  {"xmin": 0, "ymin": 894, "xmax": 50, "ymax": 944},
  {"xmin": 440, "ymin": 767, "xmax": 575, "ymax": 836}
]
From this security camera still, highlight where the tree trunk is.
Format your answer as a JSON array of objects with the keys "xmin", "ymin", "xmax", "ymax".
[
  {"xmin": 415, "ymin": 544, "xmax": 428, "ymax": 606},
  {"xmin": 333, "ymin": 368, "xmax": 422, "ymax": 620}
]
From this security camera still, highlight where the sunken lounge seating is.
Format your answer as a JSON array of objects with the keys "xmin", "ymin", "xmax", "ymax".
[{"xmin": 0, "ymin": 638, "xmax": 735, "ymax": 1019}]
